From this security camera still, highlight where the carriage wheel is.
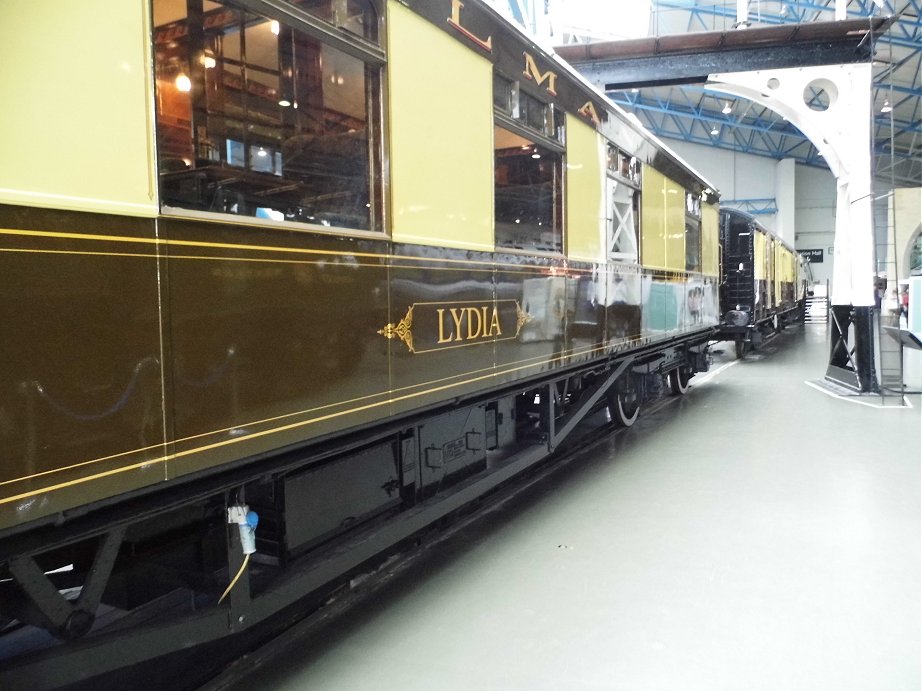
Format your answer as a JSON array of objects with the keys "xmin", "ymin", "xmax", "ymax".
[
  {"xmin": 668, "ymin": 367, "xmax": 691, "ymax": 395},
  {"xmin": 608, "ymin": 380, "xmax": 640, "ymax": 427}
]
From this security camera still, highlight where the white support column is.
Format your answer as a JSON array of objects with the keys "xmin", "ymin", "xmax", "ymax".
[
  {"xmin": 708, "ymin": 64, "xmax": 878, "ymax": 391},
  {"xmin": 707, "ymin": 63, "xmax": 875, "ymax": 307},
  {"xmin": 774, "ymin": 158, "xmax": 796, "ymax": 246},
  {"xmin": 737, "ymin": 0, "xmax": 749, "ymax": 25}
]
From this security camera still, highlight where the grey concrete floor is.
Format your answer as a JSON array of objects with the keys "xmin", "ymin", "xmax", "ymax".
[{"xmin": 225, "ymin": 325, "xmax": 921, "ymax": 691}]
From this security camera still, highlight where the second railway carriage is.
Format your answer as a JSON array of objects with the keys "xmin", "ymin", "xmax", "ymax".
[
  {"xmin": 718, "ymin": 208, "xmax": 811, "ymax": 357},
  {"xmin": 0, "ymin": 0, "xmax": 720, "ymax": 684}
]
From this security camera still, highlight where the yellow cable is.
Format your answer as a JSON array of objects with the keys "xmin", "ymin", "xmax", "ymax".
[{"xmin": 218, "ymin": 552, "xmax": 250, "ymax": 604}]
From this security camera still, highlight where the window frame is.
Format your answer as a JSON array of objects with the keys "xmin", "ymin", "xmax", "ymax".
[
  {"xmin": 492, "ymin": 73, "xmax": 566, "ymax": 256},
  {"xmin": 153, "ymin": 0, "xmax": 387, "ymax": 237},
  {"xmin": 249, "ymin": 0, "xmax": 384, "ymax": 64},
  {"xmin": 684, "ymin": 190, "xmax": 702, "ymax": 272}
]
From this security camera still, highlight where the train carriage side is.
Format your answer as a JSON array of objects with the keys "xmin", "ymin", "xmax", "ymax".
[
  {"xmin": 0, "ymin": 0, "xmax": 720, "ymax": 682},
  {"xmin": 718, "ymin": 207, "xmax": 805, "ymax": 357}
]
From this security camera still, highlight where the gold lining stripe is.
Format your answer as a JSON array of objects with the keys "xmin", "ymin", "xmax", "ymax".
[
  {"xmin": 0, "ymin": 248, "xmax": 574, "ymax": 282},
  {"xmin": 0, "ymin": 443, "xmax": 169, "ymax": 488},
  {"xmin": 1, "ymin": 337, "xmax": 622, "ymax": 490},
  {"xmin": 1, "ymin": 341, "xmax": 608, "ymax": 489},
  {"xmin": 0, "ymin": 340, "xmax": 623, "ymax": 505},
  {"xmin": 0, "ymin": 247, "xmax": 554, "ymax": 276},
  {"xmin": 0, "ymin": 386, "xmax": 394, "ymax": 488},
  {"xmin": 0, "ymin": 231, "xmax": 682, "ymax": 500},
  {"xmin": 0, "ymin": 248, "xmax": 160, "ymax": 259},
  {"xmin": 0, "ymin": 227, "xmax": 575, "ymax": 272}
]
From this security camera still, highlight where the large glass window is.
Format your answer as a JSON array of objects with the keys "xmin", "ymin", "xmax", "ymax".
[
  {"xmin": 153, "ymin": 0, "xmax": 382, "ymax": 231},
  {"xmin": 493, "ymin": 126, "xmax": 562, "ymax": 253},
  {"xmin": 493, "ymin": 74, "xmax": 563, "ymax": 253}
]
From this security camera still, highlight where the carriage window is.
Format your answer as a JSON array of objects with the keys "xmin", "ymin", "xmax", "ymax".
[
  {"xmin": 493, "ymin": 70, "xmax": 564, "ymax": 253},
  {"xmin": 494, "ymin": 126, "xmax": 562, "ymax": 253},
  {"xmin": 153, "ymin": 0, "xmax": 382, "ymax": 231},
  {"xmin": 607, "ymin": 145, "xmax": 640, "ymax": 187},
  {"xmin": 685, "ymin": 191, "xmax": 701, "ymax": 272},
  {"xmin": 494, "ymin": 73, "xmax": 517, "ymax": 115}
]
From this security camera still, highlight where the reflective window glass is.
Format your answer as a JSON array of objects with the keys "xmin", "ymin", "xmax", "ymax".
[
  {"xmin": 494, "ymin": 126, "xmax": 562, "ymax": 253},
  {"xmin": 285, "ymin": 0, "xmax": 378, "ymax": 41},
  {"xmin": 153, "ymin": 0, "xmax": 381, "ymax": 231},
  {"xmin": 493, "ymin": 73, "xmax": 516, "ymax": 114}
]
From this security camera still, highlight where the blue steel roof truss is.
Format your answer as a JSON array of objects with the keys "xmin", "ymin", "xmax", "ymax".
[
  {"xmin": 610, "ymin": 0, "xmax": 921, "ymax": 185},
  {"xmin": 491, "ymin": 0, "xmax": 920, "ymax": 184}
]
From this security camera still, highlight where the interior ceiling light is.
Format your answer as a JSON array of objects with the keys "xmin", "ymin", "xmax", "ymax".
[
  {"xmin": 710, "ymin": 126, "xmax": 719, "ymax": 135},
  {"xmin": 175, "ymin": 74, "xmax": 191, "ymax": 92},
  {"xmin": 881, "ymin": 100, "xmax": 892, "ymax": 113},
  {"xmin": 279, "ymin": 99, "xmax": 291, "ymax": 107},
  {"xmin": 270, "ymin": 20, "xmax": 280, "ymax": 35},
  {"xmin": 722, "ymin": 102, "xmax": 732, "ymax": 114}
]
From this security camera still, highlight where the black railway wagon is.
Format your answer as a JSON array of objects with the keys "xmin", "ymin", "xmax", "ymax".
[
  {"xmin": 0, "ymin": 0, "xmax": 720, "ymax": 685},
  {"xmin": 718, "ymin": 208, "xmax": 811, "ymax": 357}
]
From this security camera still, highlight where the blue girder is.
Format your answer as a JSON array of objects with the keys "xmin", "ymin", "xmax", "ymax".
[{"xmin": 721, "ymin": 198, "xmax": 780, "ymax": 215}]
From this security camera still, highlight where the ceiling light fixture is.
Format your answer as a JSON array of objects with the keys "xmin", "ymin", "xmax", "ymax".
[
  {"xmin": 881, "ymin": 100, "xmax": 892, "ymax": 113},
  {"xmin": 722, "ymin": 102, "xmax": 732, "ymax": 115}
]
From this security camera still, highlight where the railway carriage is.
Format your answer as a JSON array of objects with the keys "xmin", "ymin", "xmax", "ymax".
[
  {"xmin": 0, "ymin": 0, "xmax": 721, "ymax": 683},
  {"xmin": 718, "ymin": 208, "xmax": 812, "ymax": 357}
]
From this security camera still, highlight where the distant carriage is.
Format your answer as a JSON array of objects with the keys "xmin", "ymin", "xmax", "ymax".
[{"xmin": 718, "ymin": 208, "xmax": 812, "ymax": 357}]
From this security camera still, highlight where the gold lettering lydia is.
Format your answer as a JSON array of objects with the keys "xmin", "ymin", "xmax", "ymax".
[{"xmin": 437, "ymin": 306, "xmax": 503, "ymax": 344}]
